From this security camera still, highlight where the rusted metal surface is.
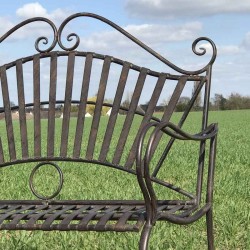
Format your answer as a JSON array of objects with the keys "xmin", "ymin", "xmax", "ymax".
[
  {"xmin": 112, "ymin": 68, "xmax": 148, "ymax": 165},
  {"xmin": 99, "ymin": 62, "xmax": 130, "ymax": 162},
  {"xmin": 47, "ymin": 52, "xmax": 57, "ymax": 157},
  {"xmin": 0, "ymin": 66, "xmax": 16, "ymax": 161},
  {"xmin": 33, "ymin": 54, "xmax": 41, "ymax": 157},
  {"xmin": 0, "ymin": 138, "xmax": 4, "ymax": 163},
  {"xmin": 124, "ymin": 73, "xmax": 166, "ymax": 168},
  {"xmin": 73, "ymin": 53, "xmax": 93, "ymax": 158},
  {"xmin": 86, "ymin": 56, "xmax": 111, "ymax": 160},
  {"xmin": 16, "ymin": 60, "xmax": 29, "ymax": 159},
  {"xmin": 0, "ymin": 200, "xmax": 200, "ymax": 231},
  {"xmin": 60, "ymin": 52, "xmax": 75, "ymax": 157},
  {"xmin": 0, "ymin": 12, "xmax": 217, "ymax": 250}
]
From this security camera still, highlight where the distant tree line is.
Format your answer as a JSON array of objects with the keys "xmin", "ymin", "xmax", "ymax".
[
  {"xmin": 210, "ymin": 93, "xmax": 250, "ymax": 110},
  {"xmin": 170, "ymin": 82, "xmax": 250, "ymax": 112},
  {"xmin": 174, "ymin": 92, "xmax": 250, "ymax": 112},
  {"xmin": 140, "ymin": 92, "xmax": 250, "ymax": 113}
]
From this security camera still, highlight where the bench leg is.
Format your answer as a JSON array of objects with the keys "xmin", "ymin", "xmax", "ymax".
[
  {"xmin": 139, "ymin": 223, "xmax": 153, "ymax": 250},
  {"xmin": 206, "ymin": 208, "xmax": 214, "ymax": 250}
]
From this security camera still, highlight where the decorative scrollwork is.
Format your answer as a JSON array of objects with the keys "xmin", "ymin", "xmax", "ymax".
[
  {"xmin": 29, "ymin": 162, "xmax": 64, "ymax": 200},
  {"xmin": 0, "ymin": 17, "xmax": 57, "ymax": 53},
  {"xmin": 1, "ymin": 12, "xmax": 217, "ymax": 74},
  {"xmin": 191, "ymin": 37, "xmax": 217, "ymax": 69},
  {"xmin": 57, "ymin": 13, "xmax": 217, "ymax": 74},
  {"xmin": 57, "ymin": 30, "xmax": 80, "ymax": 51}
]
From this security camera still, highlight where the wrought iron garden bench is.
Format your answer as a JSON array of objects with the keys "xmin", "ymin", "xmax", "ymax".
[{"xmin": 0, "ymin": 13, "xmax": 218, "ymax": 249}]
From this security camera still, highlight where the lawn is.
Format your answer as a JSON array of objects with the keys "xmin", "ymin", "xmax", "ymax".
[{"xmin": 0, "ymin": 109, "xmax": 249, "ymax": 249}]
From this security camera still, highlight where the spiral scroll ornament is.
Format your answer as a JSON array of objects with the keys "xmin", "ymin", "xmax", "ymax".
[
  {"xmin": 0, "ymin": 13, "xmax": 217, "ymax": 74},
  {"xmin": 0, "ymin": 17, "xmax": 57, "ymax": 53}
]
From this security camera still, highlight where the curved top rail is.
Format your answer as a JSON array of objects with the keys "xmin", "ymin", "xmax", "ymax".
[
  {"xmin": 1, "ymin": 50, "xmax": 205, "ymax": 81},
  {"xmin": 0, "ymin": 12, "xmax": 217, "ymax": 74}
]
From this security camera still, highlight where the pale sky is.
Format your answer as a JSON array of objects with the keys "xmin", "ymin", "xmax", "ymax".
[{"xmin": 0, "ymin": 1, "xmax": 250, "ymax": 105}]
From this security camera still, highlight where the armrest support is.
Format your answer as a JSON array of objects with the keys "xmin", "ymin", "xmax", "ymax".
[{"xmin": 136, "ymin": 121, "xmax": 218, "ymax": 224}]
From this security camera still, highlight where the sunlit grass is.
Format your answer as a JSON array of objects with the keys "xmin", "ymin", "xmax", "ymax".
[{"xmin": 0, "ymin": 110, "xmax": 249, "ymax": 249}]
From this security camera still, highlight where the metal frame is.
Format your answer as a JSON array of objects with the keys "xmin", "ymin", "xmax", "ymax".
[{"xmin": 0, "ymin": 12, "xmax": 218, "ymax": 250}]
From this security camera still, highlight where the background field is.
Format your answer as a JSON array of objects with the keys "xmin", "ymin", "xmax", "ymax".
[{"xmin": 0, "ymin": 109, "xmax": 249, "ymax": 249}]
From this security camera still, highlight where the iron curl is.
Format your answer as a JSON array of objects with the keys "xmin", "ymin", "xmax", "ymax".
[
  {"xmin": 0, "ymin": 17, "xmax": 57, "ymax": 53},
  {"xmin": 1, "ymin": 13, "xmax": 217, "ymax": 74},
  {"xmin": 35, "ymin": 36, "xmax": 50, "ymax": 53},
  {"xmin": 58, "ymin": 29, "xmax": 80, "ymax": 51},
  {"xmin": 57, "ymin": 13, "xmax": 83, "ymax": 51},
  {"xmin": 192, "ymin": 37, "xmax": 217, "ymax": 67},
  {"xmin": 57, "ymin": 13, "xmax": 217, "ymax": 74}
]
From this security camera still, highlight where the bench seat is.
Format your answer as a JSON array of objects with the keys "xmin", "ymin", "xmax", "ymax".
[{"xmin": 0, "ymin": 200, "xmax": 196, "ymax": 232}]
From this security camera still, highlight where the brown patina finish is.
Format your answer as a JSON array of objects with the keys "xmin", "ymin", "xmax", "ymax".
[{"xmin": 0, "ymin": 13, "xmax": 217, "ymax": 250}]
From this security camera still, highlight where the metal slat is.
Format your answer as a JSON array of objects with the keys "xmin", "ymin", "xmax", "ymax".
[
  {"xmin": 0, "ymin": 205, "xmax": 22, "ymax": 224},
  {"xmin": 16, "ymin": 60, "xmax": 29, "ymax": 159},
  {"xmin": 161, "ymin": 76, "xmax": 188, "ymax": 122},
  {"xmin": 115, "ymin": 211, "xmax": 137, "ymax": 231},
  {"xmin": 146, "ymin": 76, "xmax": 188, "ymax": 163},
  {"xmin": 0, "ymin": 136, "xmax": 4, "ymax": 163},
  {"xmin": 60, "ymin": 52, "xmax": 75, "ymax": 157},
  {"xmin": 125, "ymin": 73, "xmax": 167, "ymax": 168},
  {"xmin": 76, "ymin": 205, "xmax": 105, "ymax": 230},
  {"xmin": 0, "ymin": 66, "xmax": 16, "ymax": 161},
  {"xmin": 114, "ymin": 206, "xmax": 136, "ymax": 230},
  {"xmin": 26, "ymin": 205, "xmax": 61, "ymax": 227},
  {"xmin": 59, "ymin": 205, "xmax": 90, "ymax": 227},
  {"xmin": 177, "ymin": 79, "xmax": 205, "ymax": 128},
  {"xmin": 112, "ymin": 68, "xmax": 148, "ymax": 166},
  {"xmin": 47, "ymin": 53, "xmax": 57, "ymax": 157},
  {"xmin": 99, "ymin": 62, "xmax": 130, "ymax": 162},
  {"xmin": 73, "ymin": 53, "xmax": 93, "ymax": 158},
  {"xmin": 6, "ymin": 205, "xmax": 47, "ymax": 229},
  {"xmin": 33, "ymin": 55, "xmax": 41, "ymax": 157},
  {"xmin": 152, "ymin": 78, "xmax": 205, "ymax": 177},
  {"xmin": 95, "ymin": 205, "xmax": 120, "ymax": 230},
  {"xmin": 86, "ymin": 56, "xmax": 111, "ymax": 160},
  {"xmin": 41, "ymin": 205, "xmax": 76, "ymax": 230}
]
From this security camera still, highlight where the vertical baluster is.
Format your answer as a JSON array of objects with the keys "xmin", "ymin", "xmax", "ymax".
[
  {"xmin": 86, "ymin": 56, "xmax": 111, "ymax": 160},
  {"xmin": 152, "ymin": 78, "xmax": 205, "ymax": 177},
  {"xmin": 60, "ymin": 52, "xmax": 75, "ymax": 157},
  {"xmin": 161, "ymin": 76, "xmax": 188, "ymax": 122},
  {"xmin": 33, "ymin": 54, "xmax": 41, "ymax": 157},
  {"xmin": 73, "ymin": 53, "xmax": 93, "ymax": 158},
  {"xmin": 125, "ymin": 73, "xmax": 167, "ymax": 168},
  {"xmin": 0, "ymin": 66, "xmax": 16, "ymax": 161},
  {"xmin": 112, "ymin": 68, "xmax": 148, "ymax": 166},
  {"xmin": 47, "ymin": 52, "xmax": 57, "ymax": 157},
  {"xmin": 145, "ymin": 76, "xmax": 188, "ymax": 165},
  {"xmin": 16, "ymin": 60, "xmax": 29, "ymax": 159},
  {"xmin": 177, "ymin": 78, "xmax": 205, "ymax": 127},
  {"xmin": 99, "ymin": 62, "xmax": 130, "ymax": 162},
  {"xmin": 0, "ymin": 137, "xmax": 4, "ymax": 163}
]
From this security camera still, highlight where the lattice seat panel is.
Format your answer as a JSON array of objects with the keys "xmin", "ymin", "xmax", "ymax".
[{"xmin": 0, "ymin": 201, "xmax": 196, "ymax": 232}]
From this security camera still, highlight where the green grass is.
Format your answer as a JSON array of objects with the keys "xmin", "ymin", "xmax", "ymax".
[{"xmin": 0, "ymin": 110, "xmax": 249, "ymax": 249}]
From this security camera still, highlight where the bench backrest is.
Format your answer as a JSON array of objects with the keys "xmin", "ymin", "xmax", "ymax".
[{"xmin": 0, "ymin": 13, "xmax": 216, "ymax": 177}]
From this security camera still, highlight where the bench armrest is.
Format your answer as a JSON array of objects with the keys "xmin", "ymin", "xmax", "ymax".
[
  {"xmin": 152, "ymin": 121, "xmax": 218, "ymax": 141},
  {"xmin": 135, "ymin": 121, "xmax": 218, "ymax": 223},
  {"xmin": 137, "ymin": 121, "xmax": 218, "ymax": 171}
]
